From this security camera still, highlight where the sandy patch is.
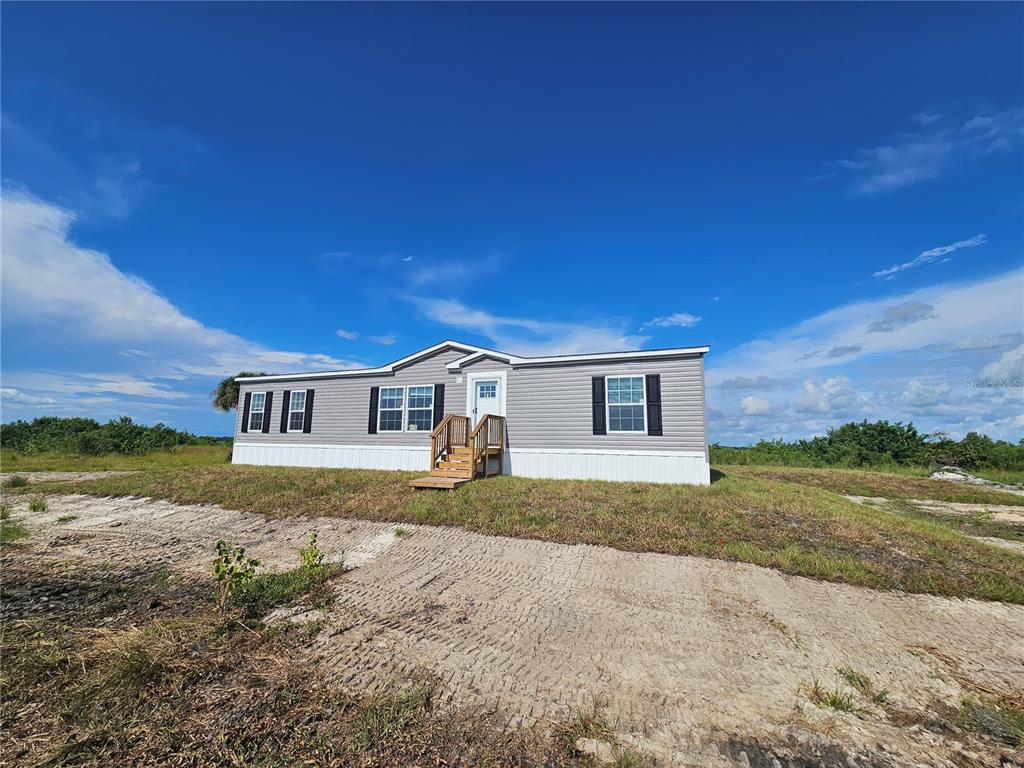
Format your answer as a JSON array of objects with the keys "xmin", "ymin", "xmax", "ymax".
[
  {"xmin": 1, "ymin": 470, "xmax": 139, "ymax": 484},
  {"xmin": 5, "ymin": 493, "xmax": 1023, "ymax": 767}
]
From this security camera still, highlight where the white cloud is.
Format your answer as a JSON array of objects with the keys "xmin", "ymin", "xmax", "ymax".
[
  {"xmin": 1, "ymin": 192, "xmax": 360, "ymax": 418},
  {"xmin": 740, "ymin": 395, "xmax": 772, "ymax": 416},
  {"xmin": 335, "ymin": 328, "xmax": 359, "ymax": 340},
  {"xmin": 707, "ymin": 269, "xmax": 1024, "ymax": 443},
  {"xmin": 982, "ymin": 345, "xmax": 1024, "ymax": 381},
  {"xmin": 827, "ymin": 109, "xmax": 1024, "ymax": 194},
  {"xmin": 794, "ymin": 376, "xmax": 862, "ymax": 415},
  {"xmin": 873, "ymin": 234, "xmax": 986, "ymax": 279},
  {"xmin": 0, "ymin": 388, "xmax": 57, "ymax": 406},
  {"xmin": 640, "ymin": 312, "xmax": 701, "ymax": 331},
  {"xmin": 408, "ymin": 296, "xmax": 647, "ymax": 356},
  {"xmin": 912, "ymin": 112, "xmax": 941, "ymax": 126},
  {"xmin": 368, "ymin": 334, "xmax": 397, "ymax": 346}
]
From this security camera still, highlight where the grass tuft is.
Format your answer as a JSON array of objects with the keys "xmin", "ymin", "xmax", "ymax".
[
  {"xmin": 56, "ymin": 514, "xmax": 78, "ymax": 525},
  {"xmin": 804, "ymin": 680, "xmax": 858, "ymax": 713},
  {"xmin": 838, "ymin": 666, "xmax": 889, "ymax": 705},
  {"xmin": 3, "ymin": 475, "xmax": 29, "ymax": 489},
  {"xmin": 28, "ymin": 496, "xmax": 48, "ymax": 513}
]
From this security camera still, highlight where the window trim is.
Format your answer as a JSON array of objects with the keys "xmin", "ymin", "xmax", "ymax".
[
  {"xmin": 287, "ymin": 389, "xmax": 307, "ymax": 433},
  {"xmin": 377, "ymin": 385, "xmax": 406, "ymax": 433},
  {"xmin": 405, "ymin": 383, "xmax": 434, "ymax": 432},
  {"xmin": 248, "ymin": 391, "xmax": 267, "ymax": 432},
  {"xmin": 604, "ymin": 375, "xmax": 647, "ymax": 434}
]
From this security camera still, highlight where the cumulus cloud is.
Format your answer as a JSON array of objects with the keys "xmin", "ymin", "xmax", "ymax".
[
  {"xmin": 867, "ymin": 301, "xmax": 937, "ymax": 333},
  {"xmin": 794, "ymin": 377, "xmax": 862, "ymax": 415},
  {"xmin": 407, "ymin": 296, "xmax": 647, "ymax": 356},
  {"xmin": 982, "ymin": 345, "xmax": 1024, "ymax": 381},
  {"xmin": 640, "ymin": 312, "xmax": 701, "ymax": 331},
  {"xmin": 740, "ymin": 395, "xmax": 773, "ymax": 416},
  {"xmin": 873, "ymin": 235, "xmax": 986, "ymax": 279}
]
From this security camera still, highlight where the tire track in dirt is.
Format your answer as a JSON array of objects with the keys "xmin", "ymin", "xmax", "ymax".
[{"xmin": 6, "ymin": 493, "xmax": 1024, "ymax": 767}]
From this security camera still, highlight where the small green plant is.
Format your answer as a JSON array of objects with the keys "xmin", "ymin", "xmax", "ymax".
[
  {"xmin": 212, "ymin": 540, "xmax": 260, "ymax": 612},
  {"xmin": 393, "ymin": 526, "xmax": 409, "ymax": 538},
  {"xmin": 958, "ymin": 697, "xmax": 1024, "ymax": 747},
  {"xmin": 299, "ymin": 531, "xmax": 325, "ymax": 573},
  {"xmin": 838, "ymin": 666, "xmax": 889, "ymax": 705},
  {"xmin": 1, "ymin": 502, "xmax": 12, "ymax": 520},
  {"xmin": 56, "ymin": 515, "xmax": 79, "ymax": 525},
  {"xmin": 1, "ymin": 503, "xmax": 29, "ymax": 543},
  {"xmin": 353, "ymin": 683, "xmax": 432, "ymax": 748},
  {"xmin": 3, "ymin": 475, "xmax": 28, "ymax": 489},
  {"xmin": 28, "ymin": 496, "xmax": 48, "ymax": 513},
  {"xmin": 804, "ymin": 680, "xmax": 857, "ymax": 713}
]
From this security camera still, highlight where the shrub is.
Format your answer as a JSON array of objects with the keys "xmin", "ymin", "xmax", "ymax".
[
  {"xmin": 299, "ymin": 531, "xmax": 325, "ymax": 574},
  {"xmin": 28, "ymin": 496, "xmax": 48, "ymax": 513},
  {"xmin": 3, "ymin": 475, "xmax": 29, "ymax": 489},
  {"xmin": 212, "ymin": 540, "xmax": 260, "ymax": 612},
  {"xmin": 0, "ymin": 416, "xmax": 230, "ymax": 456}
]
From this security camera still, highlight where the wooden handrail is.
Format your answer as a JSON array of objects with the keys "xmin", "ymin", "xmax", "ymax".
[
  {"xmin": 469, "ymin": 414, "xmax": 506, "ymax": 478},
  {"xmin": 429, "ymin": 413, "xmax": 470, "ymax": 470}
]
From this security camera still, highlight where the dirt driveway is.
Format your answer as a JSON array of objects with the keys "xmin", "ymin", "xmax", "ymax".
[{"xmin": 7, "ymin": 492, "xmax": 1024, "ymax": 767}]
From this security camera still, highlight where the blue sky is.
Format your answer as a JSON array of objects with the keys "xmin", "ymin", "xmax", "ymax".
[{"xmin": 2, "ymin": 2, "xmax": 1022, "ymax": 442}]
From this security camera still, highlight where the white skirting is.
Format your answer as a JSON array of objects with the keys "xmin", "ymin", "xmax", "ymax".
[
  {"xmin": 233, "ymin": 442, "xmax": 431, "ymax": 471},
  {"xmin": 505, "ymin": 448, "xmax": 710, "ymax": 485},
  {"xmin": 232, "ymin": 443, "xmax": 710, "ymax": 485}
]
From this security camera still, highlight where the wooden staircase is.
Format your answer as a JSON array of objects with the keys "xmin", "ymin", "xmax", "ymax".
[{"xmin": 409, "ymin": 414, "xmax": 506, "ymax": 490}]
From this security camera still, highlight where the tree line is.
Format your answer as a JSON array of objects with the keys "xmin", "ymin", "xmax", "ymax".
[
  {"xmin": 711, "ymin": 420, "xmax": 1024, "ymax": 472},
  {"xmin": 1, "ymin": 416, "xmax": 230, "ymax": 456}
]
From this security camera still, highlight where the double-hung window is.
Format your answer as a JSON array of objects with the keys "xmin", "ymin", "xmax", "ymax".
[
  {"xmin": 406, "ymin": 386, "xmax": 434, "ymax": 431},
  {"xmin": 606, "ymin": 376, "xmax": 645, "ymax": 432},
  {"xmin": 288, "ymin": 390, "xmax": 307, "ymax": 432},
  {"xmin": 248, "ymin": 392, "xmax": 266, "ymax": 432},
  {"xmin": 378, "ymin": 387, "xmax": 405, "ymax": 431}
]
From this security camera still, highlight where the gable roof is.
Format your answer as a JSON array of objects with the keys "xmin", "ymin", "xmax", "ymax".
[{"xmin": 235, "ymin": 339, "xmax": 709, "ymax": 383}]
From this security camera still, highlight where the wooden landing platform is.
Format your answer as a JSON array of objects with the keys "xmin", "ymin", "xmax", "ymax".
[{"xmin": 408, "ymin": 475, "xmax": 472, "ymax": 490}]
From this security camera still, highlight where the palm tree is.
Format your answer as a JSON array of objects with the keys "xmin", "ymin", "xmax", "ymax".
[{"xmin": 212, "ymin": 372, "xmax": 267, "ymax": 412}]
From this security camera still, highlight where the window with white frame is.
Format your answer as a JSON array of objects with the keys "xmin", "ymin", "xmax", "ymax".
[
  {"xmin": 406, "ymin": 385, "xmax": 434, "ymax": 431},
  {"xmin": 606, "ymin": 376, "xmax": 645, "ymax": 432},
  {"xmin": 288, "ymin": 390, "xmax": 307, "ymax": 432},
  {"xmin": 378, "ymin": 386, "xmax": 404, "ymax": 431},
  {"xmin": 248, "ymin": 392, "xmax": 266, "ymax": 431}
]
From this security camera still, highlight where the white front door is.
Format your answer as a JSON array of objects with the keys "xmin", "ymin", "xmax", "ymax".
[{"xmin": 472, "ymin": 377, "xmax": 502, "ymax": 426}]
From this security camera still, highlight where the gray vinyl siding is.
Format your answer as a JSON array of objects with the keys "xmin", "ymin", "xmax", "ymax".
[
  {"xmin": 235, "ymin": 349, "xmax": 470, "ymax": 446},
  {"xmin": 234, "ymin": 347, "xmax": 708, "ymax": 454},
  {"xmin": 506, "ymin": 356, "xmax": 707, "ymax": 452}
]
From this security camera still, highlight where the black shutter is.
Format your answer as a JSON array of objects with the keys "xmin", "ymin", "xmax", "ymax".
[
  {"xmin": 302, "ymin": 389, "xmax": 315, "ymax": 433},
  {"xmin": 280, "ymin": 390, "xmax": 291, "ymax": 433},
  {"xmin": 432, "ymin": 383, "xmax": 445, "ymax": 428},
  {"xmin": 240, "ymin": 392, "xmax": 252, "ymax": 433},
  {"xmin": 592, "ymin": 377, "xmax": 606, "ymax": 435},
  {"xmin": 261, "ymin": 392, "xmax": 273, "ymax": 433},
  {"xmin": 646, "ymin": 374, "xmax": 663, "ymax": 436},
  {"xmin": 368, "ymin": 386, "xmax": 379, "ymax": 434}
]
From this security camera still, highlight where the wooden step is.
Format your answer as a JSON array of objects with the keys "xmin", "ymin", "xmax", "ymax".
[
  {"xmin": 430, "ymin": 468, "xmax": 472, "ymax": 479},
  {"xmin": 409, "ymin": 475, "xmax": 471, "ymax": 490},
  {"xmin": 449, "ymin": 446, "xmax": 472, "ymax": 455},
  {"xmin": 438, "ymin": 460, "xmax": 472, "ymax": 470}
]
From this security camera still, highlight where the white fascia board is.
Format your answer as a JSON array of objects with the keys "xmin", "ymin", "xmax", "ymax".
[
  {"xmin": 446, "ymin": 345, "xmax": 710, "ymax": 370},
  {"xmin": 235, "ymin": 340, "xmax": 486, "ymax": 383}
]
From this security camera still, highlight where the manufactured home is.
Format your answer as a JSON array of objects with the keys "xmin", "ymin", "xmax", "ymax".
[{"xmin": 232, "ymin": 340, "xmax": 710, "ymax": 487}]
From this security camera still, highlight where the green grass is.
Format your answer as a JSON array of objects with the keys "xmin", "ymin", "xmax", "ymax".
[
  {"xmin": 28, "ymin": 464, "xmax": 1024, "ymax": 604},
  {"xmin": 56, "ymin": 515, "xmax": 79, "ymax": 525},
  {"xmin": 837, "ymin": 666, "xmax": 889, "ymax": 705},
  {"xmin": 0, "ymin": 444, "xmax": 230, "ymax": 472},
  {"xmin": 728, "ymin": 465, "xmax": 1024, "ymax": 506},
  {"xmin": 1, "ymin": 516, "xmax": 29, "ymax": 543},
  {"xmin": 233, "ymin": 563, "xmax": 342, "ymax": 619},
  {"xmin": 804, "ymin": 680, "xmax": 858, "ymax": 713},
  {"xmin": 884, "ymin": 498, "xmax": 1024, "ymax": 544}
]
